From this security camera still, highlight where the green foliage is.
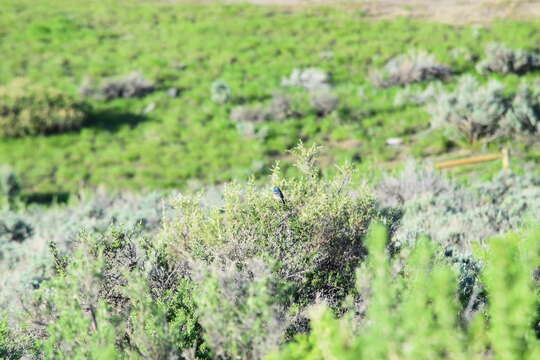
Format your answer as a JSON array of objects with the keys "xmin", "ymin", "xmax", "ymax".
[
  {"xmin": 271, "ymin": 225, "xmax": 540, "ymax": 360},
  {"xmin": 166, "ymin": 143, "xmax": 376, "ymax": 308},
  {"xmin": 25, "ymin": 228, "xmax": 208, "ymax": 359},
  {"xmin": 0, "ymin": 316, "xmax": 23, "ymax": 360},
  {"xmin": 159, "ymin": 143, "xmax": 376, "ymax": 357},
  {"xmin": 0, "ymin": 79, "xmax": 88, "ymax": 138}
]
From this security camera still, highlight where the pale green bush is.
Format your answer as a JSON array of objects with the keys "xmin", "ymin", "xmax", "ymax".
[{"xmin": 0, "ymin": 79, "xmax": 88, "ymax": 137}]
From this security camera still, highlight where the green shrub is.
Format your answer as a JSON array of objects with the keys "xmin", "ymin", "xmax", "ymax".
[
  {"xmin": 165, "ymin": 143, "xmax": 375, "ymax": 308},
  {"xmin": 159, "ymin": 143, "xmax": 376, "ymax": 357},
  {"xmin": 0, "ymin": 79, "xmax": 88, "ymax": 137},
  {"xmin": 0, "ymin": 316, "xmax": 23, "ymax": 360},
  {"xmin": 370, "ymin": 50, "xmax": 452, "ymax": 88},
  {"xmin": 192, "ymin": 259, "xmax": 285, "ymax": 359},
  {"xmin": 270, "ymin": 225, "xmax": 540, "ymax": 360},
  {"xmin": 25, "ymin": 229, "xmax": 209, "ymax": 359},
  {"xmin": 476, "ymin": 43, "xmax": 540, "ymax": 75}
]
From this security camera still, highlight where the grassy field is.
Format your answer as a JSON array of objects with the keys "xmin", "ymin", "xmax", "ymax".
[{"xmin": 1, "ymin": 0, "xmax": 540, "ymax": 196}]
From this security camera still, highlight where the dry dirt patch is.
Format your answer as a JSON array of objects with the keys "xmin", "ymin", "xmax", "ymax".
[{"xmin": 185, "ymin": 0, "xmax": 540, "ymax": 24}]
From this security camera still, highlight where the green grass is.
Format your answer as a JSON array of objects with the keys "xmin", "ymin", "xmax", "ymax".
[{"xmin": 1, "ymin": 0, "xmax": 540, "ymax": 194}]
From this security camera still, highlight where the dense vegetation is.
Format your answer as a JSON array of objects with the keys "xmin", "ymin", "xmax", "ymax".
[
  {"xmin": 2, "ymin": 0, "xmax": 540, "ymax": 359},
  {"xmin": 2, "ymin": 144, "xmax": 540, "ymax": 359}
]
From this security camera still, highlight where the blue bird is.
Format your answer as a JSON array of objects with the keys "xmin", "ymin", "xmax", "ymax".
[{"xmin": 272, "ymin": 186, "xmax": 286, "ymax": 204}]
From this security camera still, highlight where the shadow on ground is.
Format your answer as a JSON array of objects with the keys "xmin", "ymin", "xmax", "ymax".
[
  {"xmin": 22, "ymin": 192, "xmax": 70, "ymax": 206},
  {"xmin": 85, "ymin": 108, "xmax": 148, "ymax": 132}
]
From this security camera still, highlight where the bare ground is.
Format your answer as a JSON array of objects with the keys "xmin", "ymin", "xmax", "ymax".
[{"xmin": 200, "ymin": 0, "xmax": 540, "ymax": 24}]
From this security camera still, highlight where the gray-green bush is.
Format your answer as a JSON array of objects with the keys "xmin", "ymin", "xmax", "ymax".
[
  {"xmin": 370, "ymin": 50, "xmax": 452, "ymax": 88},
  {"xmin": 79, "ymin": 72, "xmax": 155, "ymax": 100},
  {"xmin": 476, "ymin": 43, "xmax": 540, "ymax": 75},
  {"xmin": 377, "ymin": 162, "xmax": 540, "ymax": 255},
  {"xmin": 502, "ymin": 83, "xmax": 540, "ymax": 135},
  {"xmin": 428, "ymin": 75, "xmax": 507, "ymax": 143},
  {"xmin": 428, "ymin": 76, "xmax": 540, "ymax": 142},
  {"xmin": 281, "ymin": 68, "xmax": 331, "ymax": 92},
  {"xmin": 211, "ymin": 80, "xmax": 232, "ymax": 104}
]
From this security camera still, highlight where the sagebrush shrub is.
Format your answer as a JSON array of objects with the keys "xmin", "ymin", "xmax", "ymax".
[
  {"xmin": 394, "ymin": 82, "xmax": 442, "ymax": 106},
  {"xmin": 281, "ymin": 68, "xmax": 331, "ymax": 92},
  {"xmin": 428, "ymin": 75, "xmax": 507, "ymax": 143},
  {"xmin": 476, "ymin": 43, "xmax": 540, "ymax": 75},
  {"xmin": 376, "ymin": 160, "xmax": 453, "ymax": 208},
  {"xmin": 24, "ymin": 228, "xmax": 209, "ymax": 359},
  {"xmin": 266, "ymin": 93, "xmax": 294, "ymax": 121},
  {"xmin": 370, "ymin": 50, "xmax": 452, "ymax": 88},
  {"xmin": 161, "ymin": 143, "xmax": 376, "ymax": 357},
  {"xmin": 310, "ymin": 91, "xmax": 339, "ymax": 115},
  {"xmin": 0, "ymin": 79, "xmax": 88, "ymax": 137},
  {"xmin": 79, "ymin": 72, "xmax": 155, "ymax": 100},
  {"xmin": 211, "ymin": 80, "xmax": 232, "ymax": 104},
  {"xmin": 428, "ymin": 77, "xmax": 540, "ymax": 142},
  {"xmin": 0, "ymin": 190, "xmax": 172, "ymax": 319},
  {"xmin": 230, "ymin": 105, "xmax": 268, "ymax": 123},
  {"xmin": 378, "ymin": 162, "xmax": 540, "ymax": 255},
  {"xmin": 502, "ymin": 82, "xmax": 540, "ymax": 135}
]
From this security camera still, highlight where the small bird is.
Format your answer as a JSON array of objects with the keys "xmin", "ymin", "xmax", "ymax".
[{"xmin": 272, "ymin": 186, "xmax": 286, "ymax": 205}]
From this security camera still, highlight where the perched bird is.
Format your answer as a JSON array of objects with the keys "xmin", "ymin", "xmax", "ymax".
[{"xmin": 272, "ymin": 186, "xmax": 286, "ymax": 205}]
